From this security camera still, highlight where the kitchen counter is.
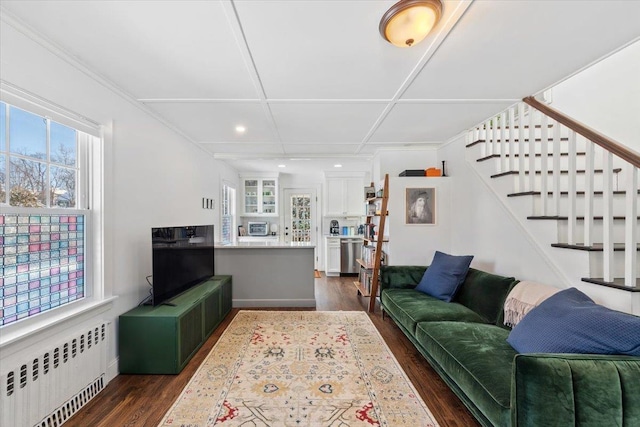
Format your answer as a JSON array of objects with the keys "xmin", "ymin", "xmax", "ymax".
[
  {"xmin": 216, "ymin": 241, "xmax": 315, "ymax": 248},
  {"xmin": 214, "ymin": 243, "xmax": 315, "ymax": 308}
]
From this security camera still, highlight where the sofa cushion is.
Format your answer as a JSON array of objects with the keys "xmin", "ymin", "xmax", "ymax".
[
  {"xmin": 380, "ymin": 265, "xmax": 427, "ymax": 291},
  {"xmin": 415, "ymin": 251, "xmax": 474, "ymax": 302},
  {"xmin": 381, "ymin": 289, "xmax": 486, "ymax": 334},
  {"xmin": 454, "ymin": 268, "xmax": 519, "ymax": 326},
  {"xmin": 415, "ymin": 321, "xmax": 516, "ymax": 427},
  {"xmin": 507, "ymin": 287, "xmax": 640, "ymax": 356}
]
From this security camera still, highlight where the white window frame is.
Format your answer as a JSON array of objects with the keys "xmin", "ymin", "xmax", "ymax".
[
  {"xmin": 0, "ymin": 84, "xmax": 110, "ymax": 347},
  {"xmin": 221, "ymin": 182, "xmax": 236, "ymax": 244}
]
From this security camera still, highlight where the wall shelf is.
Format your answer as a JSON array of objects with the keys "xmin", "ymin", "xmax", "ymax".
[{"xmin": 354, "ymin": 174, "xmax": 389, "ymax": 312}]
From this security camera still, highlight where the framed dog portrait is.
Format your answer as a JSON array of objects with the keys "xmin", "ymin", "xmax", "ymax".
[{"xmin": 405, "ymin": 188, "xmax": 435, "ymax": 225}]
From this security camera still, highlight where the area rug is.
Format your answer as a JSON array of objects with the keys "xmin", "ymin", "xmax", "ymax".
[{"xmin": 159, "ymin": 311, "xmax": 439, "ymax": 426}]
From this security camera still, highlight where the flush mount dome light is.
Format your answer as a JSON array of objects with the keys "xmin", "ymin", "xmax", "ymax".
[{"xmin": 379, "ymin": 0, "xmax": 442, "ymax": 48}]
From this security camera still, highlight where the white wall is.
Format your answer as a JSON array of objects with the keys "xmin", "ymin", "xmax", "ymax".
[
  {"xmin": 438, "ymin": 137, "xmax": 568, "ymax": 283},
  {"xmin": 551, "ymin": 39, "xmax": 640, "ymax": 152},
  {"xmin": 387, "ymin": 177, "xmax": 452, "ymax": 265},
  {"xmin": 372, "ymin": 148, "xmax": 439, "ymax": 182},
  {"xmin": 1, "ymin": 19, "xmax": 239, "ymax": 377}
]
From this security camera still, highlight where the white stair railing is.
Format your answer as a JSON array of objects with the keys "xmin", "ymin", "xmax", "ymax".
[{"xmin": 467, "ymin": 97, "xmax": 640, "ymax": 288}]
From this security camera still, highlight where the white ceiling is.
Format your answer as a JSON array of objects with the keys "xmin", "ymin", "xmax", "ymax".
[{"xmin": 2, "ymin": 0, "xmax": 640, "ymax": 175}]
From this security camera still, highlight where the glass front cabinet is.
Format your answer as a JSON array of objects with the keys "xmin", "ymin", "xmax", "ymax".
[{"xmin": 242, "ymin": 177, "xmax": 278, "ymax": 216}]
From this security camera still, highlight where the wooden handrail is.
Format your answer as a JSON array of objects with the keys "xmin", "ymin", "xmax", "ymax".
[{"xmin": 523, "ymin": 96, "xmax": 640, "ymax": 169}]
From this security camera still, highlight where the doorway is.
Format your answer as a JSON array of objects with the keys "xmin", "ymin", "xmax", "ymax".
[{"xmin": 283, "ymin": 188, "xmax": 318, "ymax": 267}]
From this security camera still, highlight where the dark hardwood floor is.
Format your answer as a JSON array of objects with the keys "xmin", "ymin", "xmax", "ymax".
[{"xmin": 66, "ymin": 274, "xmax": 480, "ymax": 427}]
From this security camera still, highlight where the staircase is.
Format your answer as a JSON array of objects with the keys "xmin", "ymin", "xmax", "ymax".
[{"xmin": 465, "ymin": 97, "xmax": 639, "ymax": 296}]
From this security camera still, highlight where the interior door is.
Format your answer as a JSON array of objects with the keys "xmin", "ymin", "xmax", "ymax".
[{"xmin": 283, "ymin": 188, "xmax": 318, "ymax": 267}]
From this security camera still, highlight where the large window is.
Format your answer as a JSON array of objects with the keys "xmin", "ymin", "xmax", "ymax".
[
  {"xmin": 1, "ymin": 100, "xmax": 93, "ymax": 327},
  {"xmin": 221, "ymin": 183, "xmax": 236, "ymax": 244}
]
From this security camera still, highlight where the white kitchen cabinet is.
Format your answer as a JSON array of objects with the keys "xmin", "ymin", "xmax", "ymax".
[
  {"xmin": 324, "ymin": 176, "xmax": 364, "ymax": 216},
  {"xmin": 325, "ymin": 237, "xmax": 341, "ymax": 276},
  {"xmin": 242, "ymin": 176, "xmax": 278, "ymax": 216}
]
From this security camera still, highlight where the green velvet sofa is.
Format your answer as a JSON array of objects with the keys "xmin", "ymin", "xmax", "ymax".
[{"xmin": 380, "ymin": 265, "xmax": 640, "ymax": 427}]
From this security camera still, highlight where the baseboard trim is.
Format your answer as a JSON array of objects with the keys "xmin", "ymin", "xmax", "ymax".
[{"xmin": 107, "ymin": 357, "xmax": 119, "ymax": 382}]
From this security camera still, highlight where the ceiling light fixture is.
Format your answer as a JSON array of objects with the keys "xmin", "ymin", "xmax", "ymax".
[
  {"xmin": 379, "ymin": 0, "xmax": 442, "ymax": 48},
  {"xmin": 235, "ymin": 125, "xmax": 246, "ymax": 133},
  {"xmin": 278, "ymin": 164, "xmax": 286, "ymax": 168},
  {"xmin": 334, "ymin": 164, "xmax": 343, "ymax": 168}
]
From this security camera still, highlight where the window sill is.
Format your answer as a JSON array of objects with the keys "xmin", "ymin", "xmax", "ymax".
[{"xmin": 0, "ymin": 296, "xmax": 118, "ymax": 349}]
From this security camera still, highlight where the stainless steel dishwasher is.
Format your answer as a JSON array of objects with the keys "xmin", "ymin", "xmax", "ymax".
[{"xmin": 340, "ymin": 238, "xmax": 362, "ymax": 274}]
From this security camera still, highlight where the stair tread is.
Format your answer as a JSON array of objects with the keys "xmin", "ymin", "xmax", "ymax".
[
  {"xmin": 581, "ymin": 277, "xmax": 640, "ymax": 292},
  {"xmin": 551, "ymin": 243, "xmax": 640, "ymax": 251},
  {"xmin": 508, "ymin": 190, "xmax": 639, "ymax": 197},
  {"xmin": 491, "ymin": 168, "xmax": 621, "ymax": 178},
  {"xmin": 467, "ymin": 138, "xmax": 569, "ymax": 146},
  {"xmin": 528, "ymin": 215, "xmax": 637, "ymax": 221},
  {"xmin": 503, "ymin": 125, "xmax": 555, "ymax": 129},
  {"xmin": 466, "ymin": 140, "xmax": 485, "ymax": 148},
  {"xmin": 491, "ymin": 138, "xmax": 569, "ymax": 143},
  {"xmin": 477, "ymin": 152, "xmax": 586, "ymax": 162}
]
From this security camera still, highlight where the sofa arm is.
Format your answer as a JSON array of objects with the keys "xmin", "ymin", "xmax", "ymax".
[
  {"xmin": 512, "ymin": 353, "xmax": 640, "ymax": 427},
  {"xmin": 380, "ymin": 265, "xmax": 427, "ymax": 291}
]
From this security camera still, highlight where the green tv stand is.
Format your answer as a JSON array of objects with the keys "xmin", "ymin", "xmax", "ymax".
[{"xmin": 118, "ymin": 275, "xmax": 232, "ymax": 374}]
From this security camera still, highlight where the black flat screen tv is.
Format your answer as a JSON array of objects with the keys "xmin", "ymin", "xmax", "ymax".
[{"xmin": 151, "ymin": 224, "xmax": 214, "ymax": 306}]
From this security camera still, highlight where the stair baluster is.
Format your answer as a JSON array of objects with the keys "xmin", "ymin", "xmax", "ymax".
[
  {"xmin": 540, "ymin": 114, "xmax": 549, "ymax": 216},
  {"xmin": 552, "ymin": 119, "xmax": 562, "ymax": 217},
  {"xmin": 517, "ymin": 103, "xmax": 526, "ymax": 193},
  {"xmin": 584, "ymin": 137, "xmax": 595, "ymax": 246},
  {"xmin": 508, "ymin": 107, "xmax": 516, "ymax": 174},
  {"xmin": 626, "ymin": 164, "xmax": 638, "ymax": 287},
  {"xmin": 466, "ymin": 97, "xmax": 640, "ymax": 293},
  {"xmin": 567, "ymin": 130, "xmax": 578, "ymax": 244},
  {"xmin": 603, "ymin": 151, "xmax": 615, "ymax": 282}
]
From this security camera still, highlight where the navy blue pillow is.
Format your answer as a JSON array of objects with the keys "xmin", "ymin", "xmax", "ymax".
[
  {"xmin": 415, "ymin": 251, "xmax": 473, "ymax": 302},
  {"xmin": 507, "ymin": 287, "xmax": 640, "ymax": 356}
]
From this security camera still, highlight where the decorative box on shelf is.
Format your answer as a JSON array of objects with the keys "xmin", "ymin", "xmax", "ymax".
[{"xmin": 399, "ymin": 170, "xmax": 425, "ymax": 177}]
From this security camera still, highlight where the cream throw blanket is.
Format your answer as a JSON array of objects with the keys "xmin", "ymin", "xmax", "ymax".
[{"xmin": 503, "ymin": 281, "xmax": 560, "ymax": 327}]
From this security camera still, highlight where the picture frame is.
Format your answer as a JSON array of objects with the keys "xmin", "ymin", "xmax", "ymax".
[
  {"xmin": 405, "ymin": 188, "xmax": 435, "ymax": 225},
  {"xmin": 364, "ymin": 185, "xmax": 375, "ymax": 199}
]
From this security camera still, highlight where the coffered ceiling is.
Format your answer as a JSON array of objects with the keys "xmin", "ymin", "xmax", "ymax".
[{"xmin": 2, "ymin": 0, "xmax": 639, "ymax": 174}]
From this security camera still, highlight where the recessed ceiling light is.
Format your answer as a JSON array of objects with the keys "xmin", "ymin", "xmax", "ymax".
[
  {"xmin": 278, "ymin": 164, "xmax": 286, "ymax": 168},
  {"xmin": 235, "ymin": 125, "xmax": 246, "ymax": 133},
  {"xmin": 334, "ymin": 164, "xmax": 343, "ymax": 168}
]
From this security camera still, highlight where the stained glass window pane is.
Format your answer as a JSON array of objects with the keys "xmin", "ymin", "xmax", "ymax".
[{"xmin": 1, "ymin": 213, "xmax": 85, "ymax": 326}]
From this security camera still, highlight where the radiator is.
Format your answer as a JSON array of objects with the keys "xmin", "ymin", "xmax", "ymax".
[{"xmin": 1, "ymin": 323, "xmax": 108, "ymax": 427}]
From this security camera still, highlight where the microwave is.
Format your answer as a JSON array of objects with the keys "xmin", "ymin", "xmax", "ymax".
[{"xmin": 248, "ymin": 221, "xmax": 269, "ymax": 236}]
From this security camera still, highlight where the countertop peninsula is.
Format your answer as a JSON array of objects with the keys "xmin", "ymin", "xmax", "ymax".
[
  {"xmin": 214, "ymin": 242, "xmax": 315, "ymax": 308},
  {"xmin": 215, "ymin": 241, "xmax": 315, "ymax": 249}
]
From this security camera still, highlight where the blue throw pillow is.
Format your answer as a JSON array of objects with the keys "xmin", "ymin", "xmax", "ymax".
[
  {"xmin": 507, "ymin": 287, "xmax": 640, "ymax": 356},
  {"xmin": 415, "ymin": 251, "xmax": 473, "ymax": 302}
]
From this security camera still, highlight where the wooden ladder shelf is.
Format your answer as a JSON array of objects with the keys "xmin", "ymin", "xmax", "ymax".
[{"xmin": 368, "ymin": 174, "xmax": 389, "ymax": 312}]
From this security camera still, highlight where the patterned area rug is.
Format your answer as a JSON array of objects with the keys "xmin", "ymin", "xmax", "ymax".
[{"xmin": 159, "ymin": 311, "xmax": 439, "ymax": 426}]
